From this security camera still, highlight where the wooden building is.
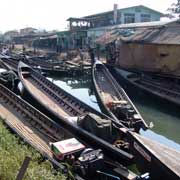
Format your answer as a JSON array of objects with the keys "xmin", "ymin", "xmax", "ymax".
[
  {"xmin": 96, "ymin": 20, "xmax": 180, "ymax": 78},
  {"xmin": 85, "ymin": 5, "xmax": 163, "ymax": 28}
]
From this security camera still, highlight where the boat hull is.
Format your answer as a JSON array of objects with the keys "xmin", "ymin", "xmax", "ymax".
[
  {"xmin": 115, "ymin": 68, "xmax": 180, "ymax": 107},
  {"xmin": 92, "ymin": 61, "xmax": 148, "ymax": 132},
  {"xmin": 18, "ymin": 61, "xmax": 134, "ymax": 166}
]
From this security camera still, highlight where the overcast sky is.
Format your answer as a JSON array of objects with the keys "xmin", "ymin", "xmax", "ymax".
[{"xmin": 0, "ymin": 0, "xmax": 177, "ymax": 32}]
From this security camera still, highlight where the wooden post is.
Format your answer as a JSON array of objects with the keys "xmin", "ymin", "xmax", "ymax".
[{"xmin": 16, "ymin": 156, "xmax": 31, "ymax": 180}]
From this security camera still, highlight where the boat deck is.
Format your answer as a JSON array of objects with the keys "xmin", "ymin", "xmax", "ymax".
[
  {"xmin": 94, "ymin": 63, "xmax": 148, "ymax": 132},
  {"xmin": 132, "ymin": 132, "xmax": 180, "ymax": 177},
  {"xmin": 0, "ymin": 84, "xmax": 69, "ymax": 168},
  {"xmin": 0, "ymin": 60, "xmax": 10, "ymax": 70},
  {"xmin": 0, "ymin": 95, "xmax": 53, "ymax": 158},
  {"xmin": 116, "ymin": 68, "xmax": 180, "ymax": 106},
  {"xmin": 24, "ymin": 78, "xmax": 70, "ymax": 117}
]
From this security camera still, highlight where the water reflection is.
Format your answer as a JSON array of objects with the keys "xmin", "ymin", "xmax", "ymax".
[
  {"xmin": 47, "ymin": 75, "xmax": 101, "ymax": 112},
  {"xmin": 125, "ymin": 89, "xmax": 180, "ymax": 145}
]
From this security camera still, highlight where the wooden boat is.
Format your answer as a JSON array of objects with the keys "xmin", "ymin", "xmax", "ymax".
[
  {"xmin": 115, "ymin": 68, "xmax": 180, "ymax": 106},
  {"xmin": 113, "ymin": 68, "xmax": 180, "ymax": 179},
  {"xmin": 25, "ymin": 57, "xmax": 70, "ymax": 76},
  {"xmin": 0, "ymin": 60, "xmax": 18, "ymax": 89},
  {"xmin": 0, "ymin": 83, "xmax": 141, "ymax": 180},
  {"xmin": 0, "ymin": 59, "xmax": 11, "ymax": 71},
  {"xmin": 92, "ymin": 61, "xmax": 148, "ymax": 133},
  {"xmin": 18, "ymin": 61, "xmax": 134, "ymax": 166},
  {"xmin": 127, "ymin": 131, "xmax": 180, "ymax": 180},
  {"xmin": 0, "ymin": 70, "xmax": 18, "ymax": 89},
  {"xmin": 18, "ymin": 62, "xmax": 180, "ymax": 180},
  {"xmin": 1, "ymin": 58, "xmax": 19, "ymax": 72},
  {"xmin": 0, "ymin": 83, "xmax": 71, "ymax": 170},
  {"xmin": 2, "ymin": 56, "xmax": 88, "ymax": 76}
]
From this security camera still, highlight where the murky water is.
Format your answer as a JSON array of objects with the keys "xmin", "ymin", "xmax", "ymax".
[{"xmin": 48, "ymin": 75, "xmax": 180, "ymax": 151}]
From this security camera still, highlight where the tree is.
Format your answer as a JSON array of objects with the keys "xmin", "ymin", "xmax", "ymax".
[{"xmin": 167, "ymin": 0, "xmax": 180, "ymax": 18}]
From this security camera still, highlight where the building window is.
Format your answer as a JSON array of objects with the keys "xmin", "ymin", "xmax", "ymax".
[
  {"xmin": 124, "ymin": 13, "xmax": 135, "ymax": 24},
  {"xmin": 141, "ymin": 14, "xmax": 151, "ymax": 22},
  {"xmin": 135, "ymin": 8, "xmax": 141, "ymax": 13}
]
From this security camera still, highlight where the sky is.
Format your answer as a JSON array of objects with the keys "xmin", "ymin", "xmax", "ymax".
[{"xmin": 0, "ymin": 0, "xmax": 177, "ymax": 32}]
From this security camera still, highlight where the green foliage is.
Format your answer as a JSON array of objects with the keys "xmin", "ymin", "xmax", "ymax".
[
  {"xmin": 167, "ymin": 0, "xmax": 180, "ymax": 17},
  {"xmin": 0, "ymin": 120, "xmax": 65, "ymax": 180}
]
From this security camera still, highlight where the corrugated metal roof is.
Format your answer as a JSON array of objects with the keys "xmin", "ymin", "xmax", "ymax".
[
  {"xmin": 88, "ymin": 20, "xmax": 177, "ymax": 32},
  {"xmin": 95, "ymin": 31, "xmax": 120, "ymax": 45},
  {"xmin": 121, "ymin": 21, "xmax": 180, "ymax": 44},
  {"xmin": 95, "ymin": 20, "xmax": 180, "ymax": 45}
]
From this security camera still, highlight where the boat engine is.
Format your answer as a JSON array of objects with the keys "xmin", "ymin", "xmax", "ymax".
[{"xmin": 73, "ymin": 148, "xmax": 104, "ymax": 178}]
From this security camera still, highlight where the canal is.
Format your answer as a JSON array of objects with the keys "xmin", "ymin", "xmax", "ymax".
[{"xmin": 48, "ymin": 74, "xmax": 180, "ymax": 151}]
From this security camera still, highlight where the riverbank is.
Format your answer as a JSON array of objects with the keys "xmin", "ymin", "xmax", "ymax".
[{"xmin": 0, "ymin": 119, "xmax": 65, "ymax": 180}]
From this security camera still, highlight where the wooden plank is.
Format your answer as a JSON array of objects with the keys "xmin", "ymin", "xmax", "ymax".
[{"xmin": 0, "ymin": 100, "xmax": 53, "ymax": 158}]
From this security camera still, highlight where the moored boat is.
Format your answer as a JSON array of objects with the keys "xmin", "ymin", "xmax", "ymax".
[
  {"xmin": 18, "ymin": 61, "xmax": 134, "ymax": 166},
  {"xmin": 0, "ymin": 83, "xmax": 71, "ymax": 170},
  {"xmin": 0, "ymin": 60, "xmax": 18, "ymax": 89},
  {"xmin": 115, "ymin": 68, "xmax": 180, "ymax": 106},
  {"xmin": 92, "ymin": 61, "xmax": 148, "ymax": 133},
  {"xmin": 18, "ymin": 61, "xmax": 180, "ymax": 180},
  {"xmin": 0, "ymin": 59, "xmax": 11, "ymax": 71},
  {"xmin": 127, "ymin": 131, "xmax": 180, "ymax": 180},
  {"xmin": 0, "ymin": 83, "xmax": 143, "ymax": 180}
]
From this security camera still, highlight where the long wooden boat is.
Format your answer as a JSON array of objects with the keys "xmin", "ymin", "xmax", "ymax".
[
  {"xmin": 127, "ymin": 131, "xmax": 180, "ymax": 180},
  {"xmin": 115, "ymin": 68, "xmax": 180, "ymax": 106},
  {"xmin": 25, "ymin": 57, "xmax": 71, "ymax": 76},
  {"xmin": 92, "ymin": 61, "xmax": 148, "ymax": 133},
  {"xmin": 2, "ymin": 56, "xmax": 88, "ymax": 76},
  {"xmin": 1, "ymin": 57, "xmax": 64, "ymax": 75},
  {"xmin": 18, "ymin": 62, "xmax": 180, "ymax": 180},
  {"xmin": 18, "ymin": 61, "xmax": 134, "ymax": 166},
  {"xmin": 0, "ymin": 83, "xmax": 141, "ymax": 180},
  {"xmin": 0, "ymin": 83, "xmax": 71, "ymax": 171}
]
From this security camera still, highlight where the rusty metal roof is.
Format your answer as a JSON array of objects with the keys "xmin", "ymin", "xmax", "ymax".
[
  {"xmin": 96, "ymin": 20, "xmax": 180, "ymax": 45},
  {"xmin": 95, "ymin": 31, "xmax": 120, "ymax": 45},
  {"xmin": 121, "ymin": 23, "xmax": 180, "ymax": 45}
]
